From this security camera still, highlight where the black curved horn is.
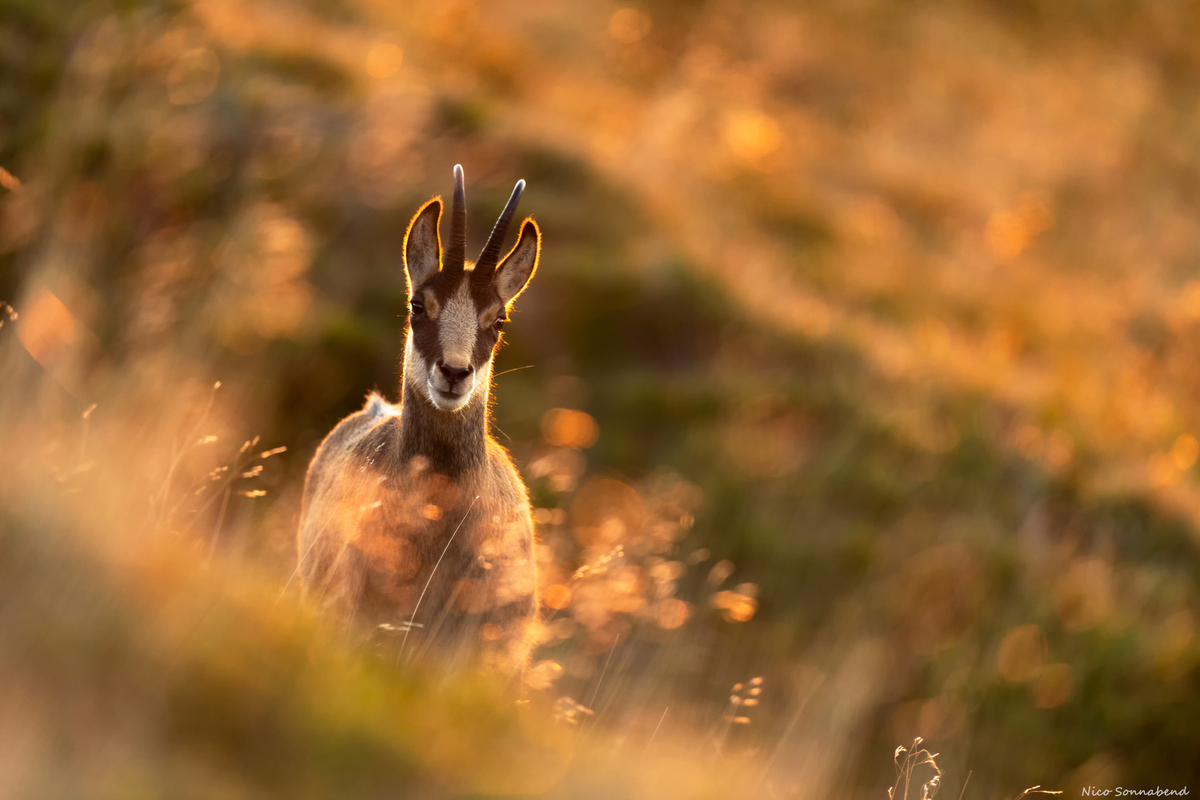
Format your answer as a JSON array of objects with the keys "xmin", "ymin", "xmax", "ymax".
[
  {"xmin": 444, "ymin": 164, "xmax": 467, "ymax": 278},
  {"xmin": 473, "ymin": 179, "xmax": 525, "ymax": 283}
]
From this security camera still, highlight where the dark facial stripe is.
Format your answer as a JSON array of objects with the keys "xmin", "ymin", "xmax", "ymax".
[
  {"xmin": 469, "ymin": 272, "xmax": 504, "ymax": 369},
  {"xmin": 409, "ymin": 309, "xmax": 443, "ymax": 366},
  {"xmin": 473, "ymin": 323, "xmax": 500, "ymax": 367}
]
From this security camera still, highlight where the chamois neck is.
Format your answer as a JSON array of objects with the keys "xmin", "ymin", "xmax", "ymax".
[{"xmin": 398, "ymin": 378, "xmax": 490, "ymax": 477}]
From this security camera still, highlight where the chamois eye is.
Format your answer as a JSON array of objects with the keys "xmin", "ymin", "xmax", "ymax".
[
  {"xmin": 493, "ymin": 318, "xmax": 506, "ymax": 332},
  {"xmin": 410, "ymin": 300, "xmax": 425, "ymax": 316}
]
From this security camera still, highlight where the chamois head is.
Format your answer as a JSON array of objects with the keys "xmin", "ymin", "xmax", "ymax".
[{"xmin": 402, "ymin": 165, "xmax": 540, "ymax": 412}]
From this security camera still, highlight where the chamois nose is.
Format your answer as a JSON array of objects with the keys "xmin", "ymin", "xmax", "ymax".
[{"xmin": 437, "ymin": 361, "xmax": 473, "ymax": 384}]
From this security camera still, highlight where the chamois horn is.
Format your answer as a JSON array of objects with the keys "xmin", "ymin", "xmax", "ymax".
[
  {"xmin": 473, "ymin": 179, "xmax": 525, "ymax": 283},
  {"xmin": 444, "ymin": 164, "xmax": 467, "ymax": 278}
]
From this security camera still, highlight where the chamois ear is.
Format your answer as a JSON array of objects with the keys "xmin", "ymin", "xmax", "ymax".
[
  {"xmin": 493, "ymin": 218, "xmax": 540, "ymax": 305},
  {"xmin": 404, "ymin": 198, "xmax": 442, "ymax": 292}
]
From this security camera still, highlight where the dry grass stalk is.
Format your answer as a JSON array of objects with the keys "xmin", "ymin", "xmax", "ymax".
[{"xmin": 889, "ymin": 738, "xmax": 942, "ymax": 800}]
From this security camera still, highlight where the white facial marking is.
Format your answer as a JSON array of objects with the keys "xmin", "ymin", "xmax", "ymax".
[
  {"xmin": 403, "ymin": 335, "xmax": 423, "ymax": 393},
  {"xmin": 439, "ymin": 284, "xmax": 477, "ymax": 369}
]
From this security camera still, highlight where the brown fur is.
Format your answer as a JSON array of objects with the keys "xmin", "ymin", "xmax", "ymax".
[{"xmin": 297, "ymin": 171, "xmax": 540, "ymax": 675}]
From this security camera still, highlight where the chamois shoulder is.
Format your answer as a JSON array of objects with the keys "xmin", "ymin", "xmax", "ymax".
[
  {"xmin": 484, "ymin": 437, "xmax": 529, "ymax": 501},
  {"xmin": 303, "ymin": 393, "xmax": 400, "ymax": 487}
]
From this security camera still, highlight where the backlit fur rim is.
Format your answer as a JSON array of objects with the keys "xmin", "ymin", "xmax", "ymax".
[
  {"xmin": 402, "ymin": 196, "xmax": 443, "ymax": 294},
  {"xmin": 499, "ymin": 217, "xmax": 541, "ymax": 307}
]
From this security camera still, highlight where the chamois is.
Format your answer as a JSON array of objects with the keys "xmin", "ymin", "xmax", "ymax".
[{"xmin": 298, "ymin": 165, "xmax": 540, "ymax": 675}]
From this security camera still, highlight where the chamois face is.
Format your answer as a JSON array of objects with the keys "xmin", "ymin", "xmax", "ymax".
[{"xmin": 402, "ymin": 168, "xmax": 539, "ymax": 413}]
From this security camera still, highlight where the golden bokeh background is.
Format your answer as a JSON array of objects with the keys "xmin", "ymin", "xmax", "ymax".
[{"xmin": 1, "ymin": 0, "xmax": 1198, "ymax": 796}]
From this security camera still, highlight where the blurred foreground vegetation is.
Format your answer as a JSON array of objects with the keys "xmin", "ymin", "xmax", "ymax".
[{"xmin": 2, "ymin": 0, "xmax": 1199, "ymax": 796}]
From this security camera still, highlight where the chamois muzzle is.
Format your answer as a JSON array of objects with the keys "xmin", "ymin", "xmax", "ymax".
[{"xmin": 427, "ymin": 355, "xmax": 477, "ymax": 409}]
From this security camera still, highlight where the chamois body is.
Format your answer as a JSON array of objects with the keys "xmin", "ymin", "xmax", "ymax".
[{"xmin": 298, "ymin": 167, "xmax": 540, "ymax": 674}]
